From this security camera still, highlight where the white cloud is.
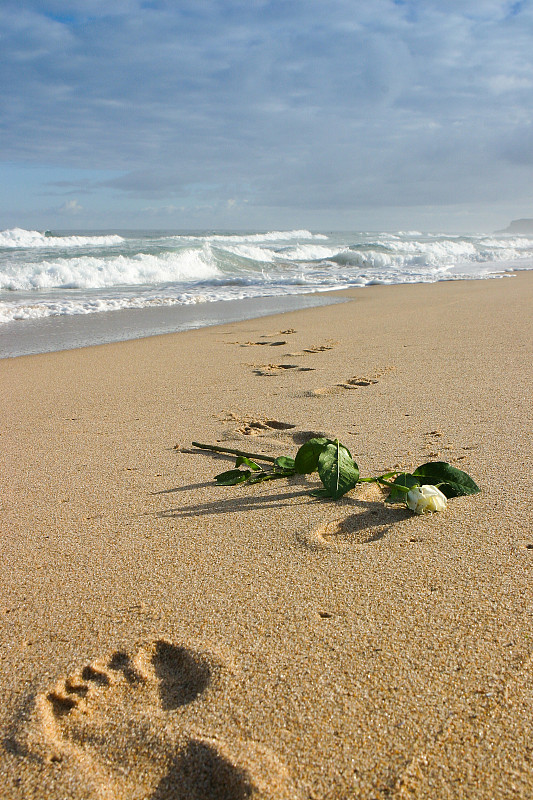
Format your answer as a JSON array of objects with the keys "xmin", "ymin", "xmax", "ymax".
[
  {"xmin": 59, "ymin": 199, "xmax": 83, "ymax": 214},
  {"xmin": 488, "ymin": 74, "xmax": 533, "ymax": 94}
]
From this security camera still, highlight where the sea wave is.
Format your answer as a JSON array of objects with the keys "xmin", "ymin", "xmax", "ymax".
[
  {"xmin": 332, "ymin": 237, "xmax": 533, "ymax": 269},
  {"xmin": 1, "ymin": 235, "xmax": 529, "ymax": 295},
  {"xmin": 274, "ymin": 243, "xmax": 346, "ymax": 261},
  {"xmin": 0, "ymin": 227, "xmax": 124, "ymax": 249},
  {"xmin": 0, "ymin": 246, "xmax": 221, "ymax": 291},
  {"xmin": 173, "ymin": 229, "xmax": 329, "ymax": 243}
]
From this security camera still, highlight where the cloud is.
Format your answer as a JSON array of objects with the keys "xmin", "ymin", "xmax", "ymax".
[
  {"xmin": 1, "ymin": 0, "xmax": 533, "ymax": 227},
  {"xmin": 59, "ymin": 199, "xmax": 83, "ymax": 214}
]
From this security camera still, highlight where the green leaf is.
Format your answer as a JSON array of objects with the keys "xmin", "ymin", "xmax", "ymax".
[
  {"xmin": 317, "ymin": 440, "xmax": 359, "ymax": 499},
  {"xmin": 215, "ymin": 468, "xmax": 251, "ymax": 485},
  {"xmin": 385, "ymin": 473, "xmax": 419, "ymax": 503},
  {"xmin": 294, "ymin": 437, "xmax": 332, "ymax": 474},
  {"xmin": 310, "ymin": 488, "xmax": 333, "ymax": 498},
  {"xmin": 273, "ymin": 456, "xmax": 295, "ymax": 471},
  {"xmin": 413, "ymin": 462, "xmax": 481, "ymax": 498},
  {"xmin": 235, "ymin": 456, "xmax": 262, "ymax": 471}
]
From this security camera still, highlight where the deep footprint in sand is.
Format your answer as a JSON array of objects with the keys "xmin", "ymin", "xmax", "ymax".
[
  {"xmin": 237, "ymin": 418, "xmax": 297, "ymax": 436},
  {"xmin": 299, "ymin": 515, "xmax": 393, "ymax": 550},
  {"xmin": 238, "ymin": 329, "xmax": 297, "ymax": 348},
  {"xmin": 301, "ymin": 341, "xmax": 338, "ymax": 353},
  {"xmin": 24, "ymin": 640, "xmax": 298, "ymax": 800},
  {"xmin": 252, "ymin": 364, "xmax": 315, "ymax": 376},
  {"xmin": 298, "ymin": 485, "xmax": 403, "ymax": 550},
  {"xmin": 45, "ymin": 641, "xmax": 212, "ymax": 720},
  {"xmin": 30, "ymin": 641, "xmax": 218, "ymax": 797},
  {"xmin": 305, "ymin": 366, "xmax": 394, "ymax": 397},
  {"xmin": 239, "ymin": 340, "xmax": 288, "ymax": 348}
]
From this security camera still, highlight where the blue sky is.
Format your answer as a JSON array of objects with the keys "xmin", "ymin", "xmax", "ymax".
[{"xmin": 1, "ymin": 0, "xmax": 532, "ymax": 231}]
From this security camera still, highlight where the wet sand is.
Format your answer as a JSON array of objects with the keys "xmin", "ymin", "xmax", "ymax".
[
  {"xmin": 0, "ymin": 292, "xmax": 344, "ymax": 359},
  {"xmin": 1, "ymin": 273, "xmax": 532, "ymax": 799}
]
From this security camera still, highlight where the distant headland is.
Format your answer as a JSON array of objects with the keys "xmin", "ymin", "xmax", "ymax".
[{"xmin": 497, "ymin": 218, "xmax": 533, "ymax": 234}]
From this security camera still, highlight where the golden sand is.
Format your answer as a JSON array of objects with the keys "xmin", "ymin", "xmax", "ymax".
[{"xmin": 1, "ymin": 273, "xmax": 532, "ymax": 798}]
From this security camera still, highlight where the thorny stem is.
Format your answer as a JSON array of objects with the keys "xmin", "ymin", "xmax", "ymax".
[
  {"xmin": 358, "ymin": 471, "xmax": 399, "ymax": 484},
  {"xmin": 191, "ymin": 442, "xmax": 278, "ymax": 464},
  {"xmin": 377, "ymin": 477, "xmax": 411, "ymax": 493}
]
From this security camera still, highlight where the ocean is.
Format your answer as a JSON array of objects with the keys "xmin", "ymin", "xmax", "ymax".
[{"xmin": 1, "ymin": 227, "xmax": 532, "ymax": 358}]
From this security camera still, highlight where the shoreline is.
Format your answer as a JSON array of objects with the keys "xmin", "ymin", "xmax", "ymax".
[
  {"xmin": 1, "ymin": 273, "xmax": 533, "ymax": 798},
  {"xmin": 0, "ymin": 291, "xmax": 347, "ymax": 360},
  {"xmin": 0, "ymin": 270, "xmax": 522, "ymax": 360}
]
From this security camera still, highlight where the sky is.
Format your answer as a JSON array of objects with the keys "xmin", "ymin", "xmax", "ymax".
[{"xmin": 1, "ymin": 0, "xmax": 533, "ymax": 232}]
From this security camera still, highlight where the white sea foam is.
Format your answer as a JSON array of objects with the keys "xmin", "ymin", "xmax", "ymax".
[
  {"xmin": 175, "ymin": 229, "xmax": 328, "ymax": 243},
  {"xmin": 0, "ymin": 227, "xmax": 124, "ymax": 249},
  {"xmin": 0, "ymin": 283, "xmax": 329, "ymax": 324},
  {"xmin": 218, "ymin": 242, "xmax": 342, "ymax": 263},
  {"xmin": 0, "ymin": 246, "xmax": 220, "ymax": 291},
  {"xmin": 0, "ymin": 294, "xmax": 196, "ymax": 323},
  {"xmin": 274, "ymin": 244, "xmax": 347, "ymax": 261},
  {"xmin": 217, "ymin": 244, "xmax": 276, "ymax": 262},
  {"xmin": 385, "ymin": 239, "xmax": 478, "ymax": 261}
]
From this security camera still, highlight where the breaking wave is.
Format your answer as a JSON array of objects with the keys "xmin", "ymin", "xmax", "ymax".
[{"xmin": 0, "ymin": 227, "xmax": 124, "ymax": 249}]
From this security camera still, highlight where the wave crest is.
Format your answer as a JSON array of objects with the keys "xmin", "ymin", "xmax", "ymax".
[
  {"xmin": 174, "ymin": 229, "xmax": 328, "ymax": 244},
  {"xmin": 0, "ymin": 228, "xmax": 124, "ymax": 249},
  {"xmin": 0, "ymin": 247, "xmax": 220, "ymax": 291}
]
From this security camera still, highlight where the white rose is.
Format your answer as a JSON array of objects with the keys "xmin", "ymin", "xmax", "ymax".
[{"xmin": 406, "ymin": 484, "xmax": 447, "ymax": 514}]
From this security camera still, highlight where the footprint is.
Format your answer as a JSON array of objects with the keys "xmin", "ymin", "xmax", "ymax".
[
  {"xmin": 301, "ymin": 341, "xmax": 338, "ymax": 353},
  {"xmin": 422, "ymin": 430, "xmax": 463, "ymax": 462},
  {"xmin": 305, "ymin": 366, "xmax": 394, "ymax": 397},
  {"xmin": 306, "ymin": 376, "xmax": 378, "ymax": 396},
  {"xmin": 21, "ymin": 640, "xmax": 298, "ymax": 800},
  {"xmin": 282, "ymin": 339, "xmax": 338, "ymax": 357},
  {"xmin": 299, "ymin": 513, "xmax": 394, "ymax": 550},
  {"xmin": 150, "ymin": 641, "xmax": 213, "ymax": 710},
  {"xmin": 252, "ymin": 364, "xmax": 315, "ymax": 376},
  {"xmin": 339, "ymin": 376, "xmax": 379, "ymax": 389},
  {"xmin": 152, "ymin": 738, "xmax": 252, "ymax": 800},
  {"xmin": 239, "ymin": 340, "xmax": 287, "ymax": 348},
  {"xmin": 303, "ymin": 387, "xmax": 338, "ymax": 398},
  {"xmin": 230, "ymin": 330, "xmax": 297, "ymax": 348},
  {"xmin": 235, "ymin": 418, "xmax": 296, "ymax": 436},
  {"xmin": 35, "ymin": 640, "xmax": 217, "ymax": 754},
  {"xmin": 298, "ymin": 485, "xmax": 403, "ymax": 550},
  {"xmin": 216, "ymin": 412, "xmax": 297, "ymax": 439},
  {"xmin": 239, "ymin": 420, "xmax": 296, "ymax": 436},
  {"xmin": 261, "ymin": 329, "xmax": 297, "ymax": 338}
]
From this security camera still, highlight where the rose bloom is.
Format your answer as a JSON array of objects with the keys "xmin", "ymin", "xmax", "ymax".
[{"xmin": 406, "ymin": 484, "xmax": 447, "ymax": 514}]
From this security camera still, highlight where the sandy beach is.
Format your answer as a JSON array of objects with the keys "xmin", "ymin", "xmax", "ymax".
[{"xmin": 1, "ymin": 272, "xmax": 532, "ymax": 799}]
